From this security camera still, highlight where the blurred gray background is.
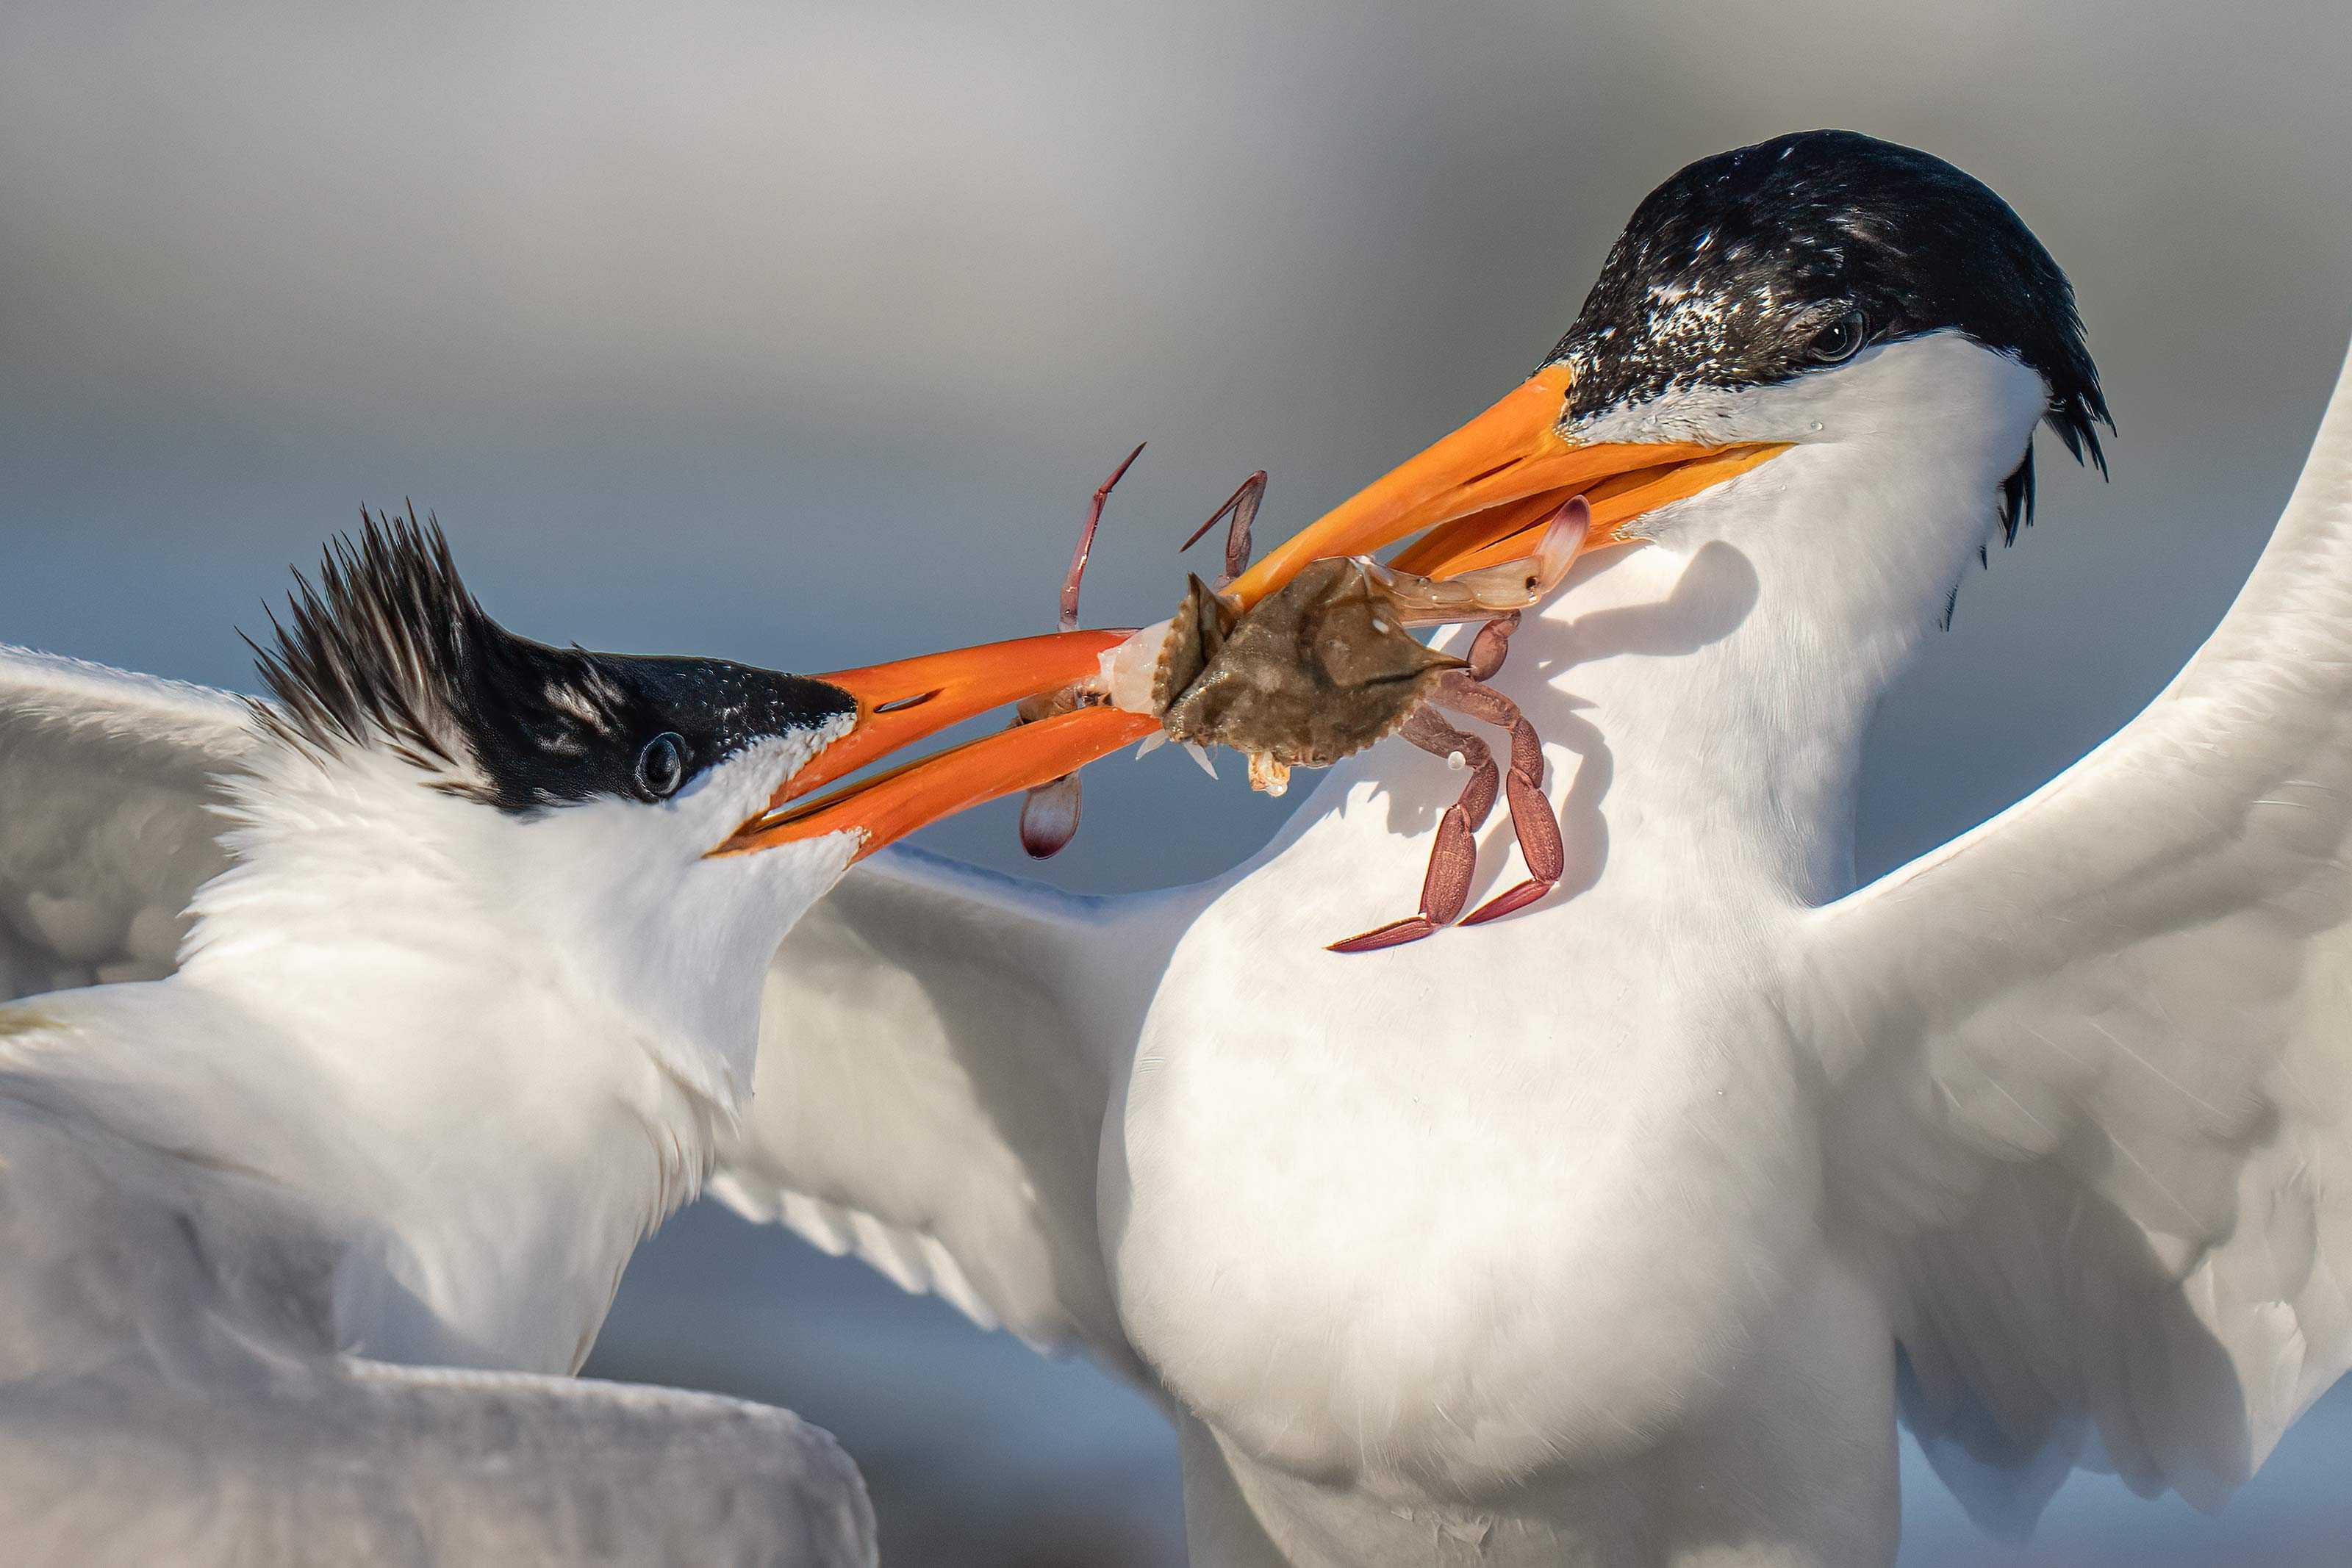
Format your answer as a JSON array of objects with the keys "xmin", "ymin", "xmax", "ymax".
[{"xmin": 6, "ymin": 1, "xmax": 2350, "ymax": 1561}]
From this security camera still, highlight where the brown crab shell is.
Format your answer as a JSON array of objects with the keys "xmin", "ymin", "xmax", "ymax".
[{"xmin": 1152, "ymin": 558, "xmax": 1465, "ymax": 770}]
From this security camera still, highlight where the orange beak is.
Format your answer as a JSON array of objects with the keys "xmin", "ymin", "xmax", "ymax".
[
  {"xmin": 713, "ymin": 630, "xmax": 1157, "ymax": 860},
  {"xmin": 728, "ymin": 364, "xmax": 1787, "ymax": 859},
  {"xmin": 1226, "ymin": 362, "xmax": 1788, "ymax": 605}
]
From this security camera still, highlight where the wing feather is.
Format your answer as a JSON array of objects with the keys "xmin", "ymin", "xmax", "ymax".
[
  {"xmin": 715, "ymin": 844, "xmax": 1196, "ymax": 1373},
  {"xmin": 0, "ymin": 647, "xmax": 254, "ymax": 1001},
  {"xmin": 0, "ymin": 1356, "xmax": 875, "ymax": 1565},
  {"xmin": 0, "ymin": 1053, "xmax": 874, "ymax": 1567},
  {"xmin": 1806, "ymin": 340, "xmax": 2352, "ymax": 1525}
]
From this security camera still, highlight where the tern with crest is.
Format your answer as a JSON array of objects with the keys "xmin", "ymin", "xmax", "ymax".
[{"xmin": 0, "ymin": 514, "xmax": 1120, "ymax": 1561}]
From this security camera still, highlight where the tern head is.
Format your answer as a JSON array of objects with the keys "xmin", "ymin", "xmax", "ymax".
[
  {"xmin": 210, "ymin": 513, "xmax": 1119, "ymax": 1100},
  {"xmin": 1227, "ymin": 129, "xmax": 2110, "ymax": 610}
]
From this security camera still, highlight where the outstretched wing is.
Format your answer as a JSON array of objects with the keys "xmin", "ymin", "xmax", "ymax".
[
  {"xmin": 0, "ymin": 647, "xmax": 254, "ymax": 1002},
  {"xmin": 1804, "ymin": 342, "xmax": 2352, "ymax": 1531},
  {"xmin": 713, "ymin": 844, "xmax": 1199, "ymax": 1373}
]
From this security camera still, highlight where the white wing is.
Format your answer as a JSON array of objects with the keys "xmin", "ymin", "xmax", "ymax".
[
  {"xmin": 1804, "ymin": 342, "xmax": 2352, "ymax": 1532},
  {"xmin": 0, "ymin": 1360, "xmax": 874, "ymax": 1566},
  {"xmin": 0, "ymin": 647, "xmax": 254, "ymax": 1002},
  {"xmin": 713, "ymin": 844, "xmax": 1197, "ymax": 1373},
  {"xmin": 0, "ymin": 1054, "xmax": 875, "ymax": 1567}
]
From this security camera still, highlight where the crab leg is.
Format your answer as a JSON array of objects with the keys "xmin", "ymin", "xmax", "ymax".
[
  {"xmin": 1327, "ymin": 708, "xmax": 1501, "ymax": 954},
  {"xmin": 1061, "ymin": 442, "xmax": 1146, "ymax": 630},
  {"xmin": 1463, "ymin": 611, "xmax": 1519, "ymax": 682},
  {"xmin": 1428, "ymin": 672, "xmax": 1564, "ymax": 926},
  {"xmin": 1181, "ymin": 470, "xmax": 1268, "ymax": 589},
  {"xmin": 1018, "ymin": 443, "xmax": 1145, "ymax": 858}
]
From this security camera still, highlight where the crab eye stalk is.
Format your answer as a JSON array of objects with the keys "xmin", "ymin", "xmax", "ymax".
[
  {"xmin": 636, "ymin": 732, "xmax": 687, "ymax": 799},
  {"xmin": 1807, "ymin": 308, "xmax": 1867, "ymax": 365}
]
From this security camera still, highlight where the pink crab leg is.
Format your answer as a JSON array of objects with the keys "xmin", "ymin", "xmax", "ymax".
[
  {"xmin": 1181, "ymin": 470, "xmax": 1268, "ymax": 589},
  {"xmin": 1327, "ymin": 707, "xmax": 1501, "ymax": 954},
  {"xmin": 1463, "ymin": 611, "xmax": 1519, "ymax": 683},
  {"xmin": 1063, "ymin": 441, "xmax": 1147, "ymax": 630},
  {"xmin": 1018, "ymin": 442, "xmax": 1146, "ymax": 858},
  {"xmin": 1429, "ymin": 672, "xmax": 1564, "ymax": 926}
]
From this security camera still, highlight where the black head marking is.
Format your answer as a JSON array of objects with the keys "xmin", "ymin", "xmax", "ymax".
[
  {"xmin": 1547, "ymin": 130, "xmax": 2111, "ymax": 541},
  {"xmin": 251, "ymin": 511, "xmax": 856, "ymax": 812}
]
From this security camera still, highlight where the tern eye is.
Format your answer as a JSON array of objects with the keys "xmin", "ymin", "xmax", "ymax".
[
  {"xmin": 1807, "ymin": 308, "xmax": 1866, "ymax": 364},
  {"xmin": 635, "ymin": 732, "xmax": 687, "ymax": 800}
]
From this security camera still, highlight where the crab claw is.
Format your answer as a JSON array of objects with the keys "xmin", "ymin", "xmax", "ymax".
[
  {"xmin": 1441, "ymin": 494, "xmax": 1589, "ymax": 607},
  {"xmin": 1372, "ymin": 496, "xmax": 1592, "ymax": 629}
]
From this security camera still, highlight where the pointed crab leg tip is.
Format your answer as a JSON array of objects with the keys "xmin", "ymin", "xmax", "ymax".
[
  {"xmin": 1327, "ymin": 918, "xmax": 1441, "ymax": 954},
  {"xmin": 1061, "ymin": 446, "xmax": 1149, "ymax": 630},
  {"xmin": 1459, "ymin": 880, "xmax": 1555, "ymax": 926},
  {"xmin": 1186, "ymin": 743, "xmax": 1219, "ymax": 779}
]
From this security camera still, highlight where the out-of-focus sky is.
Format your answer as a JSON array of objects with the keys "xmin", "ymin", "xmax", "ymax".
[{"xmin": 6, "ymin": 1, "xmax": 2349, "ymax": 1561}]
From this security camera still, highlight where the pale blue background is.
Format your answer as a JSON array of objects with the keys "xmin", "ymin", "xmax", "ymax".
[{"xmin": 6, "ymin": 2, "xmax": 2351, "ymax": 1561}]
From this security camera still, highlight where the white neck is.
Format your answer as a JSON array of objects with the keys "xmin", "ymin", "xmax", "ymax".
[{"xmin": 102, "ymin": 743, "xmax": 814, "ymax": 1374}]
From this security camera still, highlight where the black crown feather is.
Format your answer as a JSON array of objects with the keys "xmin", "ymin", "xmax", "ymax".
[
  {"xmin": 248, "ymin": 508, "xmax": 516, "ymax": 792},
  {"xmin": 1550, "ymin": 130, "xmax": 2113, "ymax": 545},
  {"xmin": 249, "ymin": 509, "xmax": 856, "ymax": 812}
]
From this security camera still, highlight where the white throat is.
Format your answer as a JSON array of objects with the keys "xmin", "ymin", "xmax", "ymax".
[{"xmin": 139, "ymin": 730, "xmax": 849, "ymax": 1373}]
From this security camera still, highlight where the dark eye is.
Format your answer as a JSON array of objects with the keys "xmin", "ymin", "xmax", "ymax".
[
  {"xmin": 1807, "ymin": 308, "xmax": 1866, "ymax": 364},
  {"xmin": 635, "ymin": 732, "xmax": 687, "ymax": 800}
]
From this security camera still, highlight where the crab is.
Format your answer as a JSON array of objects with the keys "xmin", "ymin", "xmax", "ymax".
[
  {"xmin": 1152, "ymin": 486, "xmax": 1588, "ymax": 952},
  {"xmin": 1014, "ymin": 449, "xmax": 1591, "ymax": 954}
]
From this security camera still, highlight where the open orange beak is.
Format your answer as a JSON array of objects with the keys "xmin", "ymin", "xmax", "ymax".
[
  {"xmin": 1227, "ymin": 361, "xmax": 1788, "ymax": 607},
  {"xmin": 726, "ymin": 363, "xmax": 1786, "ymax": 859},
  {"xmin": 712, "ymin": 630, "xmax": 1158, "ymax": 860}
]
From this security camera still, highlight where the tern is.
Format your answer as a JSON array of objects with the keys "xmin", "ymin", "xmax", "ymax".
[
  {"xmin": 0, "ymin": 514, "xmax": 1122, "ymax": 1561},
  {"xmin": 711, "ymin": 132, "xmax": 2352, "ymax": 1563}
]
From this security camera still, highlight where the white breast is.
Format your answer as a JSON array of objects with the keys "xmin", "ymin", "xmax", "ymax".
[{"xmin": 1122, "ymin": 919, "xmax": 1831, "ymax": 1495}]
